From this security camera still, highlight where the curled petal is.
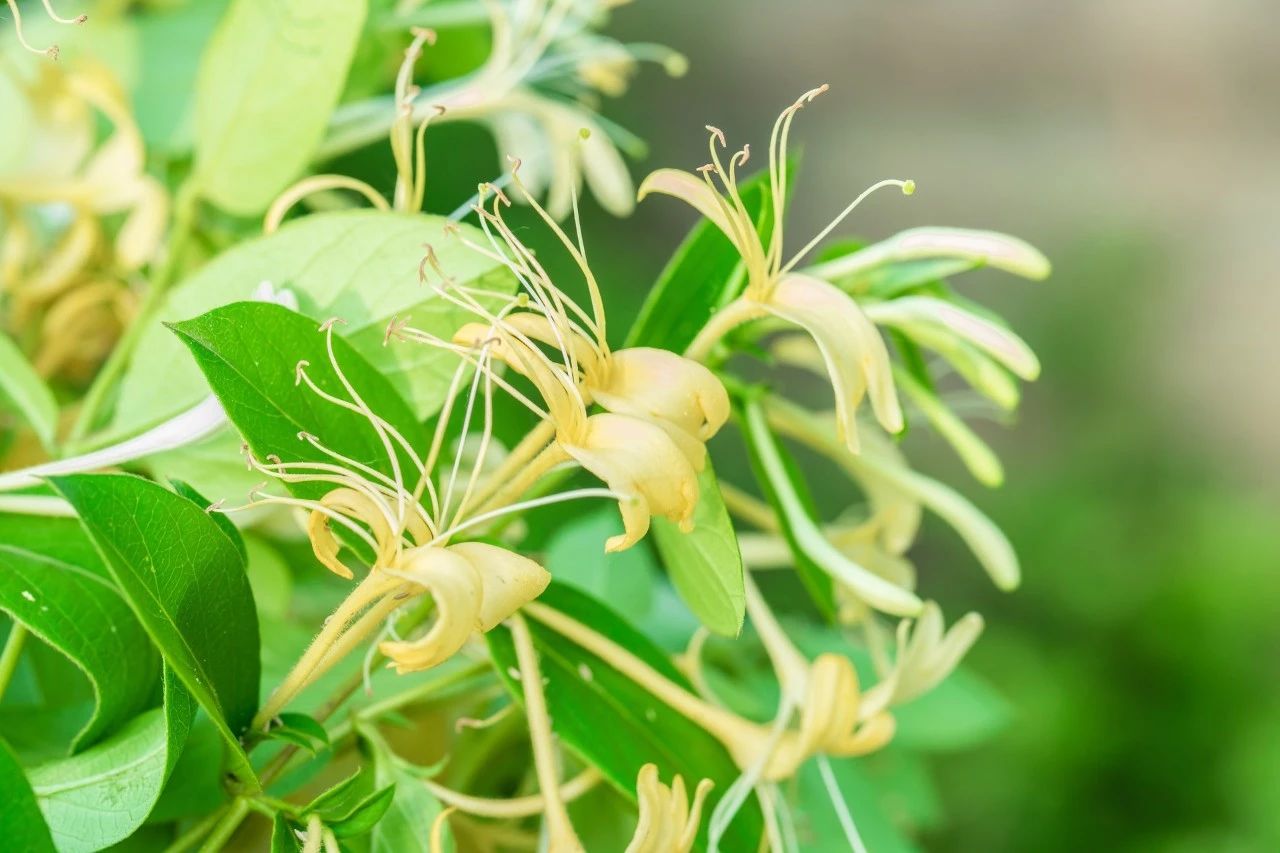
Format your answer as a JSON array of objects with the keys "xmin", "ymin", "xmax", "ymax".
[
  {"xmin": 625, "ymin": 764, "xmax": 713, "ymax": 853},
  {"xmin": 307, "ymin": 488, "xmax": 396, "ymax": 579},
  {"xmin": 767, "ymin": 273, "xmax": 903, "ymax": 451},
  {"xmin": 863, "ymin": 601, "xmax": 984, "ymax": 715},
  {"xmin": 589, "ymin": 347, "xmax": 729, "ymax": 442},
  {"xmin": 380, "ymin": 547, "xmax": 483, "ymax": 672},
  {"xmin": 637, "ymin": 168, "xmax": 748, "ymax": 255},
  {"xmin": 379, "ymin": 544, "xmax": 550, "ymax": 674},
  {"xmin": 562, "ymin": 412, "xmax": 699, "ymax": 551}
]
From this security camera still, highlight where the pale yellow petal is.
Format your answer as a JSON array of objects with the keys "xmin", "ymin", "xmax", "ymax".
[
  {"xmin": 637, "ymin": 168, "xmax": 747, "ymax": 255},
  {"xmin": 380, "ymin": 547, "xmax": 483, "ymax": 673},
  {"xmin": 446, "ymin": 541, "xmax": 550, "ymax": 630},
  {"xmin": 115, "ymin": 176, "xmax": 168, "ymax": 271},
  {"xmin": 767, "ymin": 273, "xmax": 903, "ymax": 450},
  {"xmin": 306, "ymin": 487, "xmax": 396, "ymax": 579},
  {"xmin": 562, "ymin": 412, "xmax": 700, "ymax": 551},
  {"xmin": 590, "ymin": 347, "xmax": 729, "ymax": 441}
]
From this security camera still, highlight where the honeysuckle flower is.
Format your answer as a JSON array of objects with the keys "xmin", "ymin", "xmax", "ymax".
[
  {"xmin": 861, "ymin": 601, "xmax": 984, "ymax": 717},
  {"xmin": 398, "ymin": 174, "xmax": 718, "ymax": 550},
  {"xmin": 625, "ymin": 764, "xmax": 713, "ymax": 853},
  {"xmin": 524, "ymin": 600, "xmax": 894, "ymax": 785},
  {"xmin": 638, "ymin": 86, "xmax": 912, "ymax": 452},
  {"xmin": 765, "ymin": 394, "xmax": 1020, "ymax": 591},
  {"xmin": 1, "ymin": 58, "xmax": 167, "ymax": 380},
  {"xmin": 323, "ymin": 0, "xmax": 685, "ymax": 219},
  {"xmin": 236, "ymin": 318, "xmax": 632, "ymax": 728}
]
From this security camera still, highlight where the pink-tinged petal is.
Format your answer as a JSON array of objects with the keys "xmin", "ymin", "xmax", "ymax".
[{"xmin": 767, "ymin": 273, "xmax": 903, "ymax": 450}]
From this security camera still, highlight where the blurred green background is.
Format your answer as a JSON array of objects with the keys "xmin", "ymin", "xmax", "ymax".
[{"xmin": 586, "ymin": 2, "xmax": 1280, "ymax": 849}]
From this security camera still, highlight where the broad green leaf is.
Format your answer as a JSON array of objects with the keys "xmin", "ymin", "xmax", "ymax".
[
  {"xmin": 0, "ymin": 738, "xmax": 55, "ymax": 852},
  {"xmin": 264, "ymin": 712, "xmax": 330, "ymax": 754},
  {"xmin": 0, "ymin": 331, "xmax": 58, "ymax": 452},
  {"xmin": 271, "ymin": 812, "xmax": 301, "ymax": 853},
  {"xmin": 170, "ymin": 301, "xmax": 431, "ymax": 502},
  {"xmin": 627, "ymin": 165, "xmax": 781, "ymax": 352},
  {"xmin": 329, "ymin": 785, "xmax": 397, "ymax": 837},
  {"xmin": 193, "ymin": 0, "xmax": 368, "ymax": 213},
  {"xmin": 487, "ymin": 582, "xmax": 765, "ymax": 851},
  {"xmin": 651, "ymin": 463, "xmax": 745, "ymax": 637},
  {"xmin": 0, "ymin": 516, "xmax": 159, "ymax": 753},
  {"xmin": 50, "ymin": 474, "xmax": 259, "ymax": 789},
  {"xmin": 170, "ymin": 479, "xmax": 247, "ymax": 563},
  {"xmin": 543, "ymin": 509, "xmax": 656, "ymax": 616},
  {"xmin": 128, "ymin": 0, "xmax": 231, "ymax": 150},
  {"xmin": 110, "ymin": 211, "xmax": 512, "ymax": 441},
  {"xmin": 28, "ymin": 670, "xmax": 194, "ymax": 853}
]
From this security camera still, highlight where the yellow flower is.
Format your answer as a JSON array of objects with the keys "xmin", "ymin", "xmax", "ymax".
[
  {"xmin": 625, "ymin": 764, "xmax": 713, "ymax": 853},
  {"xmin": 379, "ymin": 542, "xmax": 549, "ymax": 674},
  {"xmin": 404, "ymin": 174, "xmax": 722, "ymax": 552},
  {"xmin": 861, "ymin": 601, "xmax": 984, "ymax": 716},
  {"xmin": 1, "ymin": 59, "xmax": 167, "ymax": 380},
  {"xmin": 638, "ymin": 86, "xmax": 914, "ymax": 452}
]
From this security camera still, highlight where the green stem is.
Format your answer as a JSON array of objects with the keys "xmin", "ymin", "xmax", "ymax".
[
  {"xmin": 162, "ymin": 808, "xmax": 226, "ymax": 853},
  {"xmin": 196, "ymin": 797, "xmax": 252, "ymax": 853},
  {"xmin": 69, "ymin": 183, "xmax": 199, "ymax": 446},
  {"xmin": 0, "ymin": 624, "xmax": 29, "ymax": 702}
]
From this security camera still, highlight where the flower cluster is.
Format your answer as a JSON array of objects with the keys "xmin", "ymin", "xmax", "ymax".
[{"xmin": 0, "ymin": 57, "xmax": 166, "ymax": 380}]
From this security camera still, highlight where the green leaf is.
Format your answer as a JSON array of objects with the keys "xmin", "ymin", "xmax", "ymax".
[
  {"xmin": 651, "ymin": 463, "xmax": 745, "ymax": 637},
  {"xmin": 193, "ymin": 0, "xmax": 368, "ymax": 213},
  {"xmin": 627, "ymin": 165, "xmax": 782, "ymax": 352},
  {"xmin": 50, "ymin": 473, "xmax": 260, "ymax": 789},
  {"xmin": 271, "ymin": 812, "xmax": 301, "ymax": 853},
  {"xmin": 265, "ymin": 712, "xmax": 330, "ymax": 754},
  {"xmin": 487, "ymin": 582, "xmax": 765, "ymax": 851},
  {"xmin": 110, "ymin": 211, "xmax": 512, "ymax": 441},
  {"xmin": 169, "ymin": 301, "xmax": 431, "ymax": 501},
  {"xmin": 0, "ymin": 331, "xmax": 58, "ymax": 452},
  {"xmin": 328, "ymin": 784, "xmax": 397, "ymax": 838},
  {"xmin": 0, "ymin": 738, "xmax": 55, "ymax": 852},
  {"xmin": 302, "ymin": 768, "xmax": 369, "ymax": 818},
  {"xmin": 170, "ymin": 479, "xmax": 247, "ymax": 563},
  {"xmin": 0, "ymin": 516, "xmax": 160, "ymax": 753},
  {"xmin": 366, "ymin": 734, "xmax": 452, "ymax": 853},
  {"xmin": 28, "ymin": 670, "xmax": 194, "ymax": 853},
  {"xmin": 543, "ymin": 509, "xmax": 656, "ymax": 616}
]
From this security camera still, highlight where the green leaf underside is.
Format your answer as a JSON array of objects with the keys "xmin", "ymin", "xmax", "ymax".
[
  {"xmin": 28, "ymin": 670, "xmax": 194, "ymax": 853},
  {"xmin": 110, "ymin": 211, "xmax": 513, "ymax": 442},
  {"xmin": 170, "ymin": 301, "xmax": 431, "ymax": 503},
  {"xmin": 0, "ymin": 738, "xmax": 55, "ymax": 852},
  {"xmin": 651, "ymin": 463, "xmax": 746, "ymax": 637},
  {"xmin": 50, "ymin": 473, "xmax": 259, "ymax": 788},
  {"xmin": 0, "ymin": 331, "xmax": 59, "ymax": 452},
  {"xmin": 193, "ymin": 0, "xmax": 368, "ymax": 213},
  {"xmin": 626, "ymin": 162, "xmax": 788, "ymax": 353},
  {"xmin": 486, "ymin": 583, "xmax": 765, "ymax": 851},
  {"xmin": 0, "ymin": 519, "xmax": 160, "ymax": 754}
]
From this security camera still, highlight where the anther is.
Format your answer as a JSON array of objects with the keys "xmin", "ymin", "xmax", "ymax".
[
  {"xmin": 294, "ymin": 359, "xmax": 311, "ymax": 385},
  {"xmin": 318, "ymin": 316, "xmax": 346, "ymax": 332},
  {"xmin": 205, "ymin": 499, "xmax": 225, "ymax": 513},
  {"xmin": 705, "ymin": 125, "xmax": 727, "ymax": 147}
]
